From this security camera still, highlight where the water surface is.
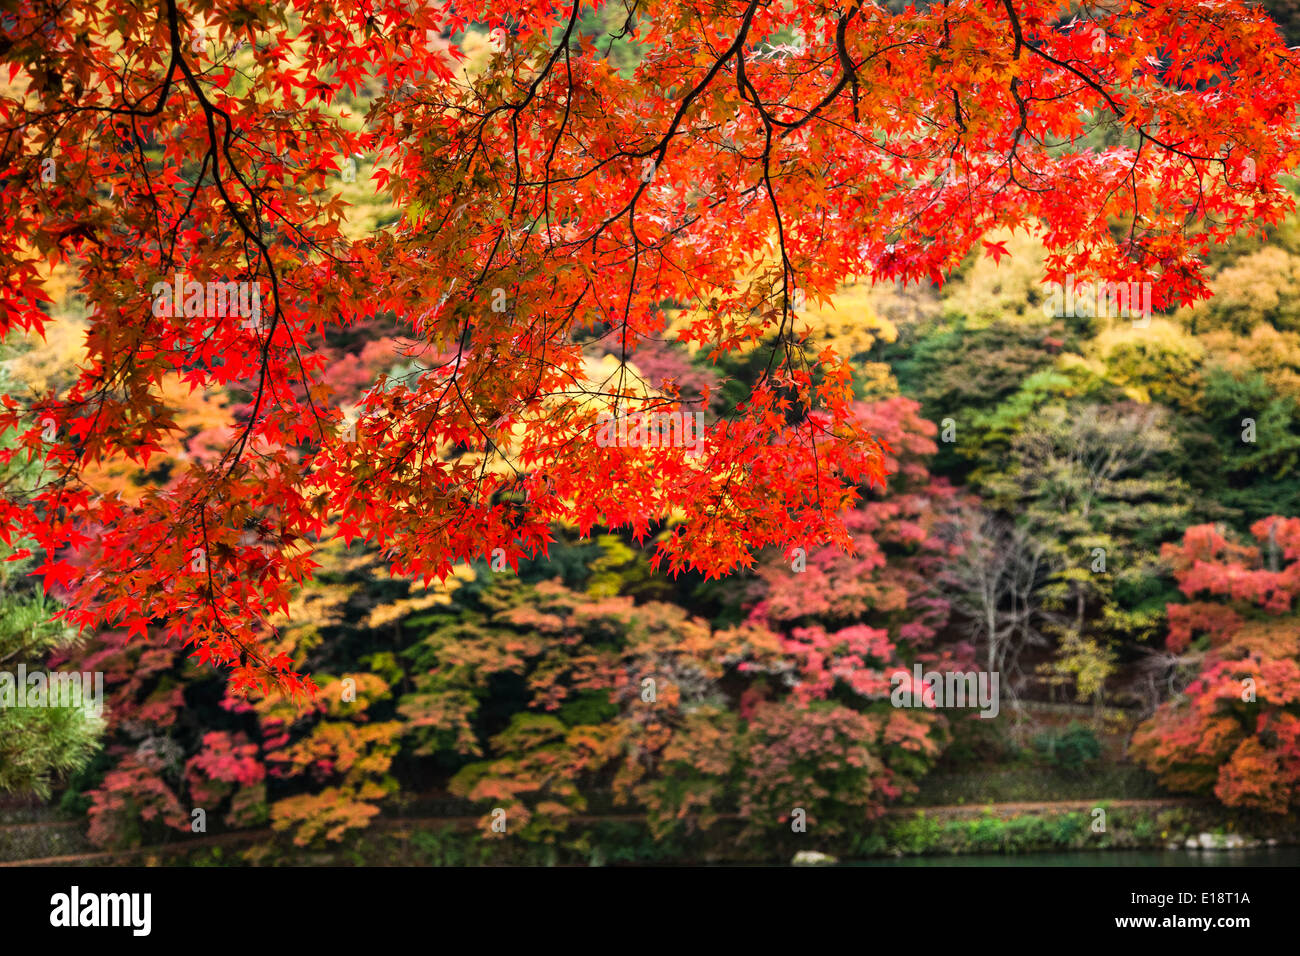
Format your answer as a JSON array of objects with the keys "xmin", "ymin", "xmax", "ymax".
[{"xmin": 852, "ymin": 847, "xmax": 1300, "ymax": 866}]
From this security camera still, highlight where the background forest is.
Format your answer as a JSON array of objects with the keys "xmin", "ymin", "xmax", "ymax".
[{"xmin": 2, "ymin": 5, "xmax": 1299, "ymax": 865}]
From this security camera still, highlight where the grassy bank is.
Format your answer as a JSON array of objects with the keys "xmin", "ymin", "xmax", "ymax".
[{"xmin": 10, "ymin": 798, "xmax": 1297, "ymax": 867}]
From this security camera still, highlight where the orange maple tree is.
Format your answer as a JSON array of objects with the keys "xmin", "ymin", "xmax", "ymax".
[
  {"xmin": 2, "ymin": 0, "xmax": 1298, "ymax": 695},
  {"xmin": 1131, "ymin": 518, "xmax": 1300, "ymax": 814}
]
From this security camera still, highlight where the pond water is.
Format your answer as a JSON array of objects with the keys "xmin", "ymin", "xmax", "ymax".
[{"xmin": 852, "ymin": 847, "xmax": 1300, "ymax": 866}]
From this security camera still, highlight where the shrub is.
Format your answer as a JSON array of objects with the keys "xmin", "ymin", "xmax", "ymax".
[{"xmin": 1033, "ymin": 723, "xmax": 1102, "ymax": 776}]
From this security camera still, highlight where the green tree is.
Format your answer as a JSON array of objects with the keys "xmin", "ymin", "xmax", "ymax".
[
  {"xmin": 982, "ymin": 402, "xmax": 1193, "ymax": 702},
  {"xmin": 0, "ymin": 356, "xmax": 102, "ymax": 797}
]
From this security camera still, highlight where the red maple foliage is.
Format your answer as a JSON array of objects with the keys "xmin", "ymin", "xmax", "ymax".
[
  {"xmin": 1131, "ymin": 518, "xmax": 1300, "ymax": 813},
  {"xmin": 2, "ymin": 0, "xmax": 1296, "ymax": 696}
]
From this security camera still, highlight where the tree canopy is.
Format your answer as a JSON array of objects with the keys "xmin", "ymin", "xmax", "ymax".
[{"xmin": 3, "ymin": 0, "xmax": 1296, "ymax": 698}]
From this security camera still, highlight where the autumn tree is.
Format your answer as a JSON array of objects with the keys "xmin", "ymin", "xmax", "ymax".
[
  {"xmin": 1131, "ymin": 518, "xmax": 1300, "ymax": 813},
  {"xmin": 943, "ymin": 509, "xmax": 1059, "ymax": 712},
  {"xmin": 742, "ymin": 396, "xmax": 964, "ymax": 651},
  {"xmin": 991, "ymin": 402, "xmax": 1192, "ymax": 701},
  {"xmin": 400, "ymin": 572, "xmax": 943, "ymax": 843},
  {"xmin": 2, "ymin": 0, "xmax": 1297, "ymax": 695}
]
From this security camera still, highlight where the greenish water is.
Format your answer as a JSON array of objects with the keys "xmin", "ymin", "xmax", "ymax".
[{"xmin": 853, "ymin": 847, "xmax": 1300, "ymax": 867}]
